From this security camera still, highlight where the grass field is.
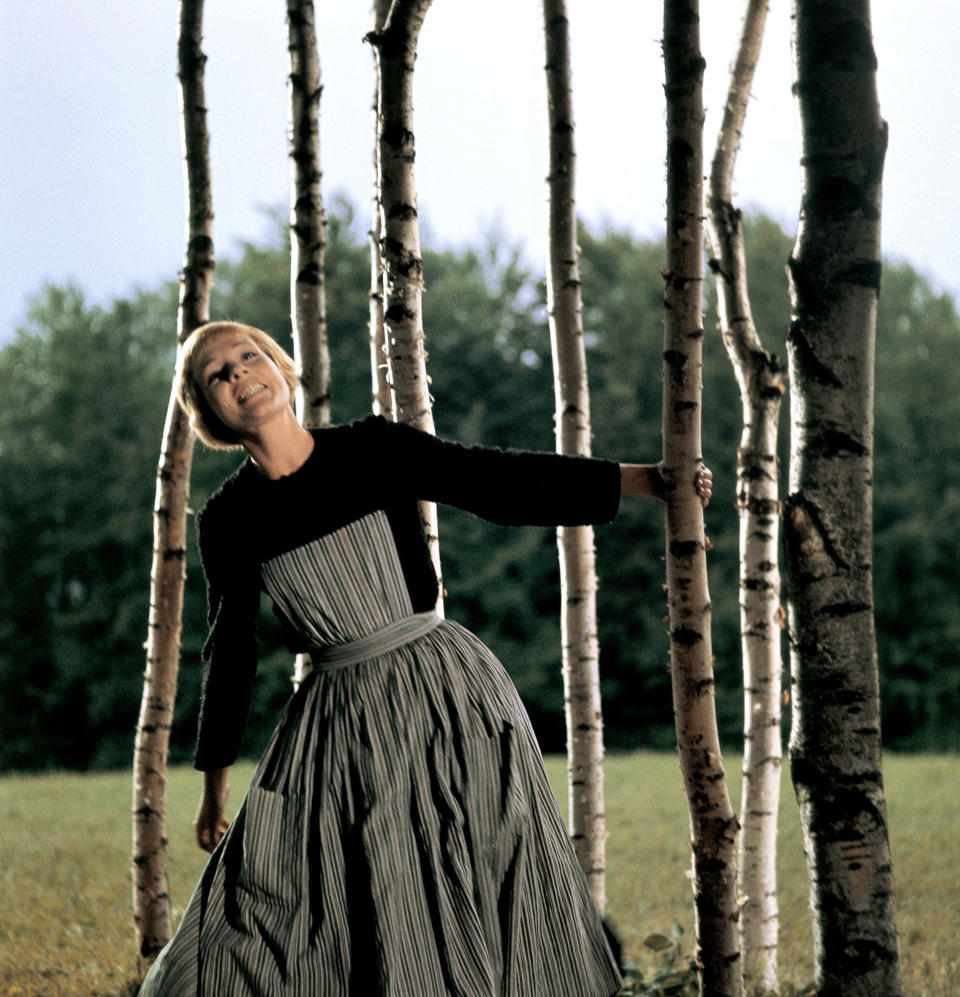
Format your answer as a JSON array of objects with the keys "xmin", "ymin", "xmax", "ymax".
[{"xmin": 0, "ymin": 752, "xmax": 956, "ymax": 996}]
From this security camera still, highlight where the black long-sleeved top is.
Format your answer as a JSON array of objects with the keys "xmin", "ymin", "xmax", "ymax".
[{"xmin": 192, "ymin": 414, "xmax": 622, "ymax": 770}]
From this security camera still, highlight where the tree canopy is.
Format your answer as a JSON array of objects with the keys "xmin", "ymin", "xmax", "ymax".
[{"xmin": 1, "ymin": 207, "xmax": 956, "ymax": 771}]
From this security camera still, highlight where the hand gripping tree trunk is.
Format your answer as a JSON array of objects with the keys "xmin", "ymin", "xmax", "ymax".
[
  {"xmin": 542, "ymin": 0, "xmax": 607, "ymax": 914},
  {"xmin": 785, "ymin": 3, "xmax": 900, "ymax": 994},
  {"xmin": 705, "ymin": 0, "xmax": 786, "ymax": 990},
  {"xmin": 367, "ymin": 0, "xmax": 442, "ymax": 610},
  {"xmin": 662, "ymin": 2, "xmax": 743, "ymax": 995},
  {"xmin": 368, "ymin": 0, "xmax": 394, "ymax": 420},
  {"xmin": 132, "ymin": 0, "xmax": 213, "ymax": 958},
  {"xmin": 287, "ymin": 0, "xmax": 330, "ymax": 689}
]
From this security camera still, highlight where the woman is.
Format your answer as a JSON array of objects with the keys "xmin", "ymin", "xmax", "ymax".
[{"xmin": 139, "ymin": 321, "xmax": 711, "ymax": 997}]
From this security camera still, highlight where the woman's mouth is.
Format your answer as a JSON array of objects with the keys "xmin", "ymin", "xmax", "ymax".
[{"xmin": 238, "ymin": 383, "xmax": 267, "ymax": 403}]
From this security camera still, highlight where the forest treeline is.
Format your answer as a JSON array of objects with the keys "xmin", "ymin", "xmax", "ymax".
[{"xmin": 1, "ymin": 206, "xmax": 957, "ymax": 771}]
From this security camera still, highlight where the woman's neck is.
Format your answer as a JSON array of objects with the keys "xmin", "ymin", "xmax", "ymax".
[{"xmin": 241, "ymin": 412, "xmax": 316, "ymax": 480}]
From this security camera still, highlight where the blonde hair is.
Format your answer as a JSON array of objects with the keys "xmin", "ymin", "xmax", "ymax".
[{"xmin": 176, "ymin": 321, "xmax": 298, "ymax": 449}]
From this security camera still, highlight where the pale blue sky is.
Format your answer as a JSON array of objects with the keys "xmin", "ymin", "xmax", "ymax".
[{"xmin": 2, "ymin": 0, "xmax": 957, "ymax": 343}]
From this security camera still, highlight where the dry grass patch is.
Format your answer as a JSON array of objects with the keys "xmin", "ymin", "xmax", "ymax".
[{"xmin": 0, "ymin": 753, "xmax": 956, "ymax": 995}]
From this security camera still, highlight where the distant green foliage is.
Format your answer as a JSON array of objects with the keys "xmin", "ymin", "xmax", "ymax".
[{"xmin": 1, "ymin": 206, "xmax": 957, "ymax": 770}]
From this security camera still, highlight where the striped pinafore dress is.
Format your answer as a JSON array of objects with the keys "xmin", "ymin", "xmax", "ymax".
[{"xmin": 140, "ymin": 509, "xmax": 622, "ymax": 997}]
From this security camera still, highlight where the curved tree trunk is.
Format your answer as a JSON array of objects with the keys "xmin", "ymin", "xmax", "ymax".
[
  {"xmin": 705, "ymin": 0, "xmax": 785, "ymax": 990},
  {"xmin": 367, "ymin": 0, "xmax": 442, "ymax": 610},
  {"xmin": 542, "ymin": 0, "xmax": 606, "ymax": 914},
  {"xmin": 662, "ymin": 2, "xmax": 742, "ymax": 995},
  {"xmin": 287, "ymin": 0, "xmax": 329, "ymax": 691},
  {"xmin": 368, "ymin": 0, "xmax": 393, "ymax": 420},
  {"xmin": 132, "ymin": 0, "xmax": 213, "ymax": 959},
  {"xmin": 785, "ymin": 3, "xmax": 900, "ymax": 994}
]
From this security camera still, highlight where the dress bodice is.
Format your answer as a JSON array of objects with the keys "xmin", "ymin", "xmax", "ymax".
[{"xmin": 260, "ymin": 511, "xmax": 414, "ymax": 649}]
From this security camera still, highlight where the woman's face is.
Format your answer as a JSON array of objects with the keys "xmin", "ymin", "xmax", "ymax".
[{"xmin": 193, "ymin": 333, "xmax": 292, "ymax": 439}]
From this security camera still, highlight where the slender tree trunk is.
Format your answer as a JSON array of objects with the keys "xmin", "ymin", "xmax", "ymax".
[
  {"xmin": 287, "ymin": 0, "xmax": 329, "ymax": 429},
  {"xmin": 662, "ymin": 2, "xmax": 742, "ymax": 995},
  {"xmin": 368, "ymin": 0, "xmax": 393, "ymax": 420},
  {"xmin": 287, "ymin": 0, "xmax": 329, "ymax": 690},
  {"xmin": 367, "ymin": 0, "xmax": 442, "ymax": 610},
  {"xmin": 132, "ymin": 0, "xmax": 213, "ymax": 959},
  {"xmin": 705, "ymin": 1, "xmax": 785, "ymax": 990},
  {"xmin": 785, "ymin": 3, "xmax": 900, "ymax": 994},
  {"xmin": 542, "ymin": 0, "xmax": 606, "ymax": 914}
]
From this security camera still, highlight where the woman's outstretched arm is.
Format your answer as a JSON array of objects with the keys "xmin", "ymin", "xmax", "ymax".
[{"xmin": 620, "ymin": 463, "xmax": 713, "ymax": 506}]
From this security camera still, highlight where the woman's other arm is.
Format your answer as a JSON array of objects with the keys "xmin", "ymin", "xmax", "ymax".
[{"xmin": 194, "ymin": 766, "xmax": 230, "ymax": 852}]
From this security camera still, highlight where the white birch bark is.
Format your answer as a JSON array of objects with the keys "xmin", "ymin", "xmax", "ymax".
[
  {"xmin": 786, "ymin": 3, "xmax": 901, "ymax": 994},
  {"xmin": 367, "ymin": 0, "xmax": 442, "ymax": 611},
  {"xmin": 368, "ymin": 0, "xmax": 393, "ymax": 420},
  {"xmin": 286, "ymin": 0, "xmax": 329, "ymax": 690},
  {"xmin": 542, "ymin": 0, "xmax": 606, "ymax": 914},
  {"xmin": 286, "ymin": 0, "xmax": 330, "ymax": 430},
  {"xmin": 663, "ymin": 2, "xmax": 743, "ymax": 994},
  {"xmin": 132, "ymin": 0, "xmax": 213, "ymax": 958},
  {"xmin": 705, "ymin": 1, "xmax": 785, "ymax": 989}
]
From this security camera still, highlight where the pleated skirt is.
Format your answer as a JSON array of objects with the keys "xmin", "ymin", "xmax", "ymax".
[{"xmin": 139, "ymin": 618, "xmax": 622, "ymax": 997}]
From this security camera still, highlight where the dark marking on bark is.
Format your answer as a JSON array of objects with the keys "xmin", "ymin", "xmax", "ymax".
[
  {"xmin": 803, "ymin": 17, "xmax": 878, "ymax": 73},
  {"xmin": 671, "ymin": 626, "xmax": 703, "ymax": 646},
  {"xmin": 820, "ymin": 601, "xmax": 871, "ymax": 619},
  {"xmin": 744, "ymin": 495, "xmax": 780, "ymax": 517},
  {"xmin": 670, "ymin": 539, "xmax": 700, "ymax": 559},
  {"xmin": 295, "ymin": 266, "xmax": 322, "ymax": 286},
  {"xmin": 808, "ymin": 429, "xmax": 869, "ymax": 459},
  {"xmin": 384, "ymin": 303, "xmax": 416, "ymax": 324},
  {"xmin": 841, "ymin": 258, "xmax": 882, "ymax": 290},
  {"xmin": 807, "ymin": 175, "xmax": 878, "ymax": 220},
  {"xmin": 783, "ymin": 492, "xmax": 850, "ymax": 577},
  {"xmin": 382, "ymin": 122, "xmax": 415, "ymax": 153},
  {"xmin": 820, "ymin": 937, "xmax": 899, "ymax": 981},
  {"xmin": 696, "ymin": 856, "xmax": 728, "ymax": 875},
  {"xmin": 786, "ymin": 322, "xmax": 843, "ymax": 388},
  {"xmin": 187, "ymin": 234, "xmax": 214, "ymax": 256},
  {"xmin": 667, "ymin": 136, "xmax": 694, "ymax": 170},
  {"xmin": 387, "ymin": 202, "xmax": 418, "ymax": 222},
  {"xmin": 663, "ymin": 349, "xmax": 686, "ymax": 386}
]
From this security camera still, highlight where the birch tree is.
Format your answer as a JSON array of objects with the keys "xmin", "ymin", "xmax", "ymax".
[
  {"xmin": 662, "ymin": 1, "xmax": 742, "ymax": 994},
  {"xmin": 132, "ymin": 0, "xmax": 213, "ymax": 958},
  {"xmin": 368, "ymin": 0, "xmax": 393, "ymax": 419},
  {"xmin": 705, "ymin": 1, "xmax": 785, "ymax": 989},
  {"xmin": 542, "ymin": 0, "xmax": 606, "ymax": 913},
  {"xmin": 785, "ymin": 2, "xmax": 901, "ymax": 993},
  {"xmin": 286, "ymin": 0, "xmax": 330, "ymax": 430},
  {"xmin": 366, "ymin": 0, "xmax": 442, "ymax": 605},
  {"xmin": 287, "ymin": 0, "xmax": 329, "ymax": 690}
]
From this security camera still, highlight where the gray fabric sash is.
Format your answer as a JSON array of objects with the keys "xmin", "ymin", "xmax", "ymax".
[{"xmin": 306, "ymin": 611, "xmax": 442, "ymax": 672}]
